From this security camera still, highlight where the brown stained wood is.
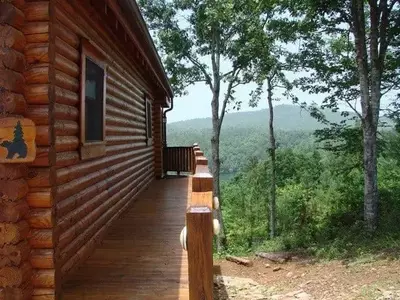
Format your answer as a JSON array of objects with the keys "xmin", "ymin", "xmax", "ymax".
[
  {"xmin": 0, "ymin": 69, "xmax": 24, "ymax": 94},
  {"xmin": 12, "ymin": 0, "xmax": 25, "ymax": 11},
  {"xmin": 0, "ymin": 47, "xmax": 26, "ymax": 72},
  {"xmin": 32, "ymin": 269, "xmax": 55, "ymax": 288},
  {"xmin": 55, "ymin": 69, "xmax": 79, "ymax": 91},
  {"xmin": 55, "ymin": 37, "xmax": 79, "ymax": 63},
  {"xmin": 24, "ymin": 66, "xmax": 49, "ymax": 84},
  {"xmin": 0, "ymin": 262, "xmax": 31, "ymax": 288},
  {"xmin": 0, "ymin": 285, "xmax": 33, "ymax": 300},
  {"xmin": 28, "ymin": 209, "xmax": 52, "ymax": 229},
  {"xmin": 189, "ymin": 192, "xmax": 213, "ymax": 208},
  {"xmin": 32, "ymin": 147, "xmax": 50, "ymax": 167},
  {"xmin": 26, "ymin": 33, "xmax": 49, "ymax": 43},
  {"xmin": 55, "ymin": 151, "xmax": 79, "ymax": 167},
  {"xmin": 54, "ymin": 87, "xmax": 78, "ymax": 106},
  {"xmin": 192, "ymin": 173, "xmax": 213, "ymax": 193},
  {"xmin": 55, "ymin": 54, "xmax": 79, "ymax": 78},
  {"xmin": 29, "ymin": 229, "xmax": 53, "ymax": 249},
  {"xmin": 54, "ymin": 120, "xmax": 78, "ymax": 136},
  {"xmin": 30, "ymin": 249, "xmax": 54, "ymax": 269},
  {"xmin": 36, "ymin": 125, "xmax": 50, "ymax": 146},
  {"xmin": 26, "ymin": 168, "xmax": 50, "ymax": 188},
  {"xmin": 0, "ymin": 25, "xmax": 26, "ymax": 52},
  {"xmin": 0, "ymin": 221, "xmax": 29, "ymax": 246},
  {"xmin": 23, "ymin": 22, "xmax": 49, "ymax": 35},
  {"xmin": 54, "ymin": 103, "xmax": 78, "ymax": 121},
  {"xmin": 0, "ymin": 241, "xmax": 30, "ymax": 268},
  {"xmin": 186, "ymin": 206, "xmax": 213, "ymax": 300},
  {"xmin": 0, "ymin": 91, "xmax": 26, "ymax": 115},
  {"xmin": 55, "ymin": 136, "xmax": 79, "ymax": 152},
  {"xmin": 24, "ymin": 2, "xmax": 49, "ymax": 22},
  {"xmin": 25, "ymin": 43, "xmax": 49, "ymax": 64},
  {"xmin": 0, "ymin": 164, "xmax": 26, "ymax": 180},
  {"xmin": 32, "ymin": 288, "xmax": 55, "ymax": 300},
  {"xmin": 195, "ymin": 156, "xmax": 208, "ymax": 166},
  {"xmin": 0, "ymin": 200, "xmax": 29, "ymax": 223},
  {"xmin": 25, "ymin": 105, "xmax": 49, "ymax": 125},
  {"xmin": 0, "ymin": 178, "xmax": 28, "ymax": 201},
  {"xmin": 0, "ymin": 4, "xmax": 24, "ymax": 31},
  {"xmin": 62, "ymin": 178, "xmax": 190, "ymax": 299},
  {"xmin": 25, "ymin": 85, "xmax": 49, "ymax": 104},
  {"xmin": 26, "ymin": 189, "xmax": 52, "ymax": 208}
]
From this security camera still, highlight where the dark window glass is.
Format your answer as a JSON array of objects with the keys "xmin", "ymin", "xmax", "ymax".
[
  {"xmin": 146, "ymin": 100, "xmax": 152, "ymax": 139},
  {"xmin": 85, "ymin": 58, "xmax": 104, "ymax": 142}
]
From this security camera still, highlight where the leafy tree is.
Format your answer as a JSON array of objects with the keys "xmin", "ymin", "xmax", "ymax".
[
  {"xmin": 139, "ymin": 0, "xmax": 272, "ymax": 250},
  {"xmin": 279, "ymin": 0, "xmax": 400, "ymax": 231}
]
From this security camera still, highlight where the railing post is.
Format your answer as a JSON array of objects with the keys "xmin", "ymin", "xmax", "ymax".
[{"xmin": 187, "ymin": 206, "xmax": 213, "ymax": 300}]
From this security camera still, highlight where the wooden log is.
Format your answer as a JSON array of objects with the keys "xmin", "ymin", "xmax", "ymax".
[
  {"xmin": 54, "ymin": 103, "xmax": 78, "ymax": 121},
  {"xmin": 195, "ymin": 156, "xmax": 208, "ymax": 166},
  {"xmin": 54, "ymin": 120, "xmax": 78, "ymax": 136},
  {"xmin": 55, "ymin": 69, "xmax": 79, "ymax": 92},
  {"xmin": 24, "ymin": 65, "xmax": 49, "ymax": 84},
  {"xmin": 32, "ymin": 288, "xmax": 55, "ymax": 300},
  {"xmin": 0, "ymin": 178, "xmax": 28, "ymax": 201},
  {"xmin": 0, "ymin": 285, "xmax": 32, "ymax": 300},
  {"xmin": 26, "ymin": 189, "xmax": 52, "ymax": 208},
  {"xmin": 0, "ymin": 241, "xmax": 30, "ymax": 268},
  {"xmin": 54, "ymin": 86, "xmax": 78, "ymax": 106},
  {"xmin": 25, "ymin": 85, "xmax": 49, "ymax": 104},
  {"xmin": 28, "ymin": 208, "xmax": 52, "ymax": 229},
  {"xmin": 28, "ymin": 229, "xmax": 53, "ymax": 249},
  {"xmin": 55, "ymin": 151, "xmax": 79, "ymax": 167},
  {"xmin": 55, "ymin": 37, "xmax": 79, "ymax": 63},
  {"xmin": 31, "ymin": 147, "xmax": 50, "ymax": 167},
  {"xmin": 0, "ymin": 4, "xmax": 25, "ymax": 31},
  {"xmin": 0, "ymin": 220, "xmax": 29, "ymax": 246},
  {"xmin": 0, "ymin": 164, "xmax": 26, "ymax": 180},
  {"xmin": 24, "ymin": 2, "xmax": 49, "ymax": 22},
  {"xmin": 53, "ymin": 22, "xmax": 79, "ymax": 49},
  {"xmin": 31, "ymin": 269, "xmax": 54, "ymax": 288},
  {"xmin": 0, "ymin": 47, "xmax": 26, "ymax": 73},
  {"xmin": 25, "ymin": 105, "xmax": 49, "ymax": 125},
  {"xmin": 25, "ymin": 43, "xmax": 49, "ymax": 64},
  {"xmin": 0, "ymin": 69, "xmax": 25, "ymax": 94},
  {"xmin": 12, "ymin": 0, "xmax": 25, "ymax": 11},
  {"xmin": 55, "ymin": 54, "xmax": 79, "ymax": 78},
  {"xmin": 36, "ymin": 126, "xmax": 50, "ymax": 146},
  {"xmin": 255, "ymin": 252, "xmax": 293, "ymax": 263},
  {"xmin": 0, "ymin": 25, "xmax": 26, "ymax": 52},
  {"xmin": 0, "ymin": 263, "xmax": 31, "ymax": 287},
  {"xmin": 0, "ymin": 91, "xmax": 26, "ymax": 115},
  {"xmin": 54, "ymin": 136, "xmax": 79, "ymax": 152},
  {"xmin": 0, "ymin": 200, "xmax": 29, "ymax": 223},
  {"xmin": 30, "ymin": 249, "xmax": 54, "ymax": 269},
  {"xmin": 226, "ymin": 255, "xmax": 253, "ymax": 267},
  {"xmin": 23, "ymin": 22, "xmax": 49, "ymax": 35},
  {"xmin": 26, "ymin": 168, "xmax": 51, "ymax": 188},
  {"xmin": 186, "ymin": 206, "xmax": 213, "ymax": 300},
  {"xmin": 107, "ymin": 93, "xmax": 146, "ymax": 118}
]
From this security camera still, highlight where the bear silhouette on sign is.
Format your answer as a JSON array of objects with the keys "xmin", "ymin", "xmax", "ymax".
[{"xmin": 0, "ymin": 121, "xmax": 28, "ymax": 159}]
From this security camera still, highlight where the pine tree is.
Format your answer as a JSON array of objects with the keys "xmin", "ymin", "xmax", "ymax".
[{"xmin": 13, "ymin": 121, "xmax": 24, "ymax": 142}]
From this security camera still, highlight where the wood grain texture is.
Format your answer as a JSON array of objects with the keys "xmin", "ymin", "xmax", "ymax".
[{"xmin": 62, "ymin": 178, "xmax": 190, "ymax": 299}]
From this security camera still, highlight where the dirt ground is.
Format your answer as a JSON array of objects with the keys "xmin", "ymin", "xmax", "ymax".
[{"xmin": 214, "ymin": 256, "xmax": 400, "ymax": 299}]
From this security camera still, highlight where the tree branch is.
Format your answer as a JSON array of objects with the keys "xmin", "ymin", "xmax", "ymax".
[
  {"xmin": 345, "ymin": 99, "xmax": 363, "ymax": 119},
  {"xmin": 219, "ymin": 67, "xmax": 241, "ymax": 129},
  {"xmin": 186, "ymin": 56, "xmax": 213, "ymax": 90}
]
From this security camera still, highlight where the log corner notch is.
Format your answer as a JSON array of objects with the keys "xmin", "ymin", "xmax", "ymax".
[
  {"xmin": 186, "ymin": 144, "xmax": 216, "ymax": 300},
  {"xmin": 0, "ymin": 2, "xmax": 33, "ymax": 299}
]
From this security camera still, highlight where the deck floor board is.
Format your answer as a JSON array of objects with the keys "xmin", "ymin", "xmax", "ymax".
[{"xmin": 62, "ymin": 177, "xmax": 190, "ymax": 300}]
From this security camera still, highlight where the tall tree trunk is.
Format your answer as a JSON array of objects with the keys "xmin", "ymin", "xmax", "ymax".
[
  {"xmin": 267, "ymin": 78, "xmax": 277, "ymax": 238},
  {"xmin": 211, "ymin": 92, "xmax": 227, "ymax": 251}
]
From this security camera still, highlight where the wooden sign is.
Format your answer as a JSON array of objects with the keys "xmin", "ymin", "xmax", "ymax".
[{"xmin": 0, "ymin": 118, "xmax": 36, "ymax": 163}]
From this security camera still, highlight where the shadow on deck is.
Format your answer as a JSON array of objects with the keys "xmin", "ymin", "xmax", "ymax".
[{"xmin": 62, "ymin": 177, "xmax": 191, "ymax": 300}]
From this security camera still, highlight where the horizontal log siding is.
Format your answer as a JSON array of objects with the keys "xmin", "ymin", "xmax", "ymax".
[{"xmin": 53, "ymin": 1, "xmax": 156, "ymax": 291}]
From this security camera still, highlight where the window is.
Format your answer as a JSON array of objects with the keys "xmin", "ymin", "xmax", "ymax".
[
  {"xmin": 145, "ymin": 94, "xmax": 152, "ymax": 145},
  {"xmin": 80, "ymin": 39, "xmax": 107, "ymax": 160}
]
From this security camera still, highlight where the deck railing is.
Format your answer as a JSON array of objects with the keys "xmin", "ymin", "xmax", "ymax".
[
  {"xmin": 163, "ymin": 146, "xmax": 196, "ymax": 174},
  {"xmin": 180, "ymin": 144, "xmax": 218, "ymax": 300}
]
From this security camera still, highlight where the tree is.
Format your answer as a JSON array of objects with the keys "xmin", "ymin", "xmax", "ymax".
[
  {"xmin": 139, "ymin": 0, "xmax": 271, "ymax": 250},
  {"xmin": 14, "ymin": 121, "xmax": 24, "ymax": 142},
  {"xmin": 280, "ymin": 0, "xmax": 400, "ymax": 231}
]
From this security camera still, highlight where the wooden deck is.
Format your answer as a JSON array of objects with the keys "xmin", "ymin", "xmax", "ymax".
[{"xmin": 62, "ymin": 177, "xmax": 191, "ymax": 300}]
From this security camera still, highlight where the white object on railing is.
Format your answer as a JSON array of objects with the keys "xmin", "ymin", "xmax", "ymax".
[
  {"xmin": 213, "ymin": 219, "xmax": 220, "ymax": 235},
  {"xmin": 180, "ymin": 226, "xmax": 188, "ymax": 251},
  {"xmin": 213, "ymin": 197, "xmax": 220, "ymax": 210}
]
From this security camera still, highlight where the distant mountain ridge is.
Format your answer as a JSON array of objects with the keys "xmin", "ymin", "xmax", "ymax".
[{"xmin": 168, "ymin": 104, "xmax": 354, "ymax": 131}]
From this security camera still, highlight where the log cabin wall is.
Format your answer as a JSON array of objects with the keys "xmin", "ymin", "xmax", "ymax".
[
  {"xmin": 52, "ymin": 0, "xmax": 162, "ymax": 296},
  {"xmin": 0, "ymin": 1, "xmax": 32, "ymax": 299},
  {"xmin": 153, "ymin": 103, "xmax": 163, "ymax": 178}
]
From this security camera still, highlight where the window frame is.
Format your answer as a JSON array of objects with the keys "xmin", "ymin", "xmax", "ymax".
[
  {"xmin": 145, "ymin": 94, "xmax": 153, "ymax": 146},
  {"xmin": 79, "ymin": 39, "xmax": 107, "ymax": 160}
]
